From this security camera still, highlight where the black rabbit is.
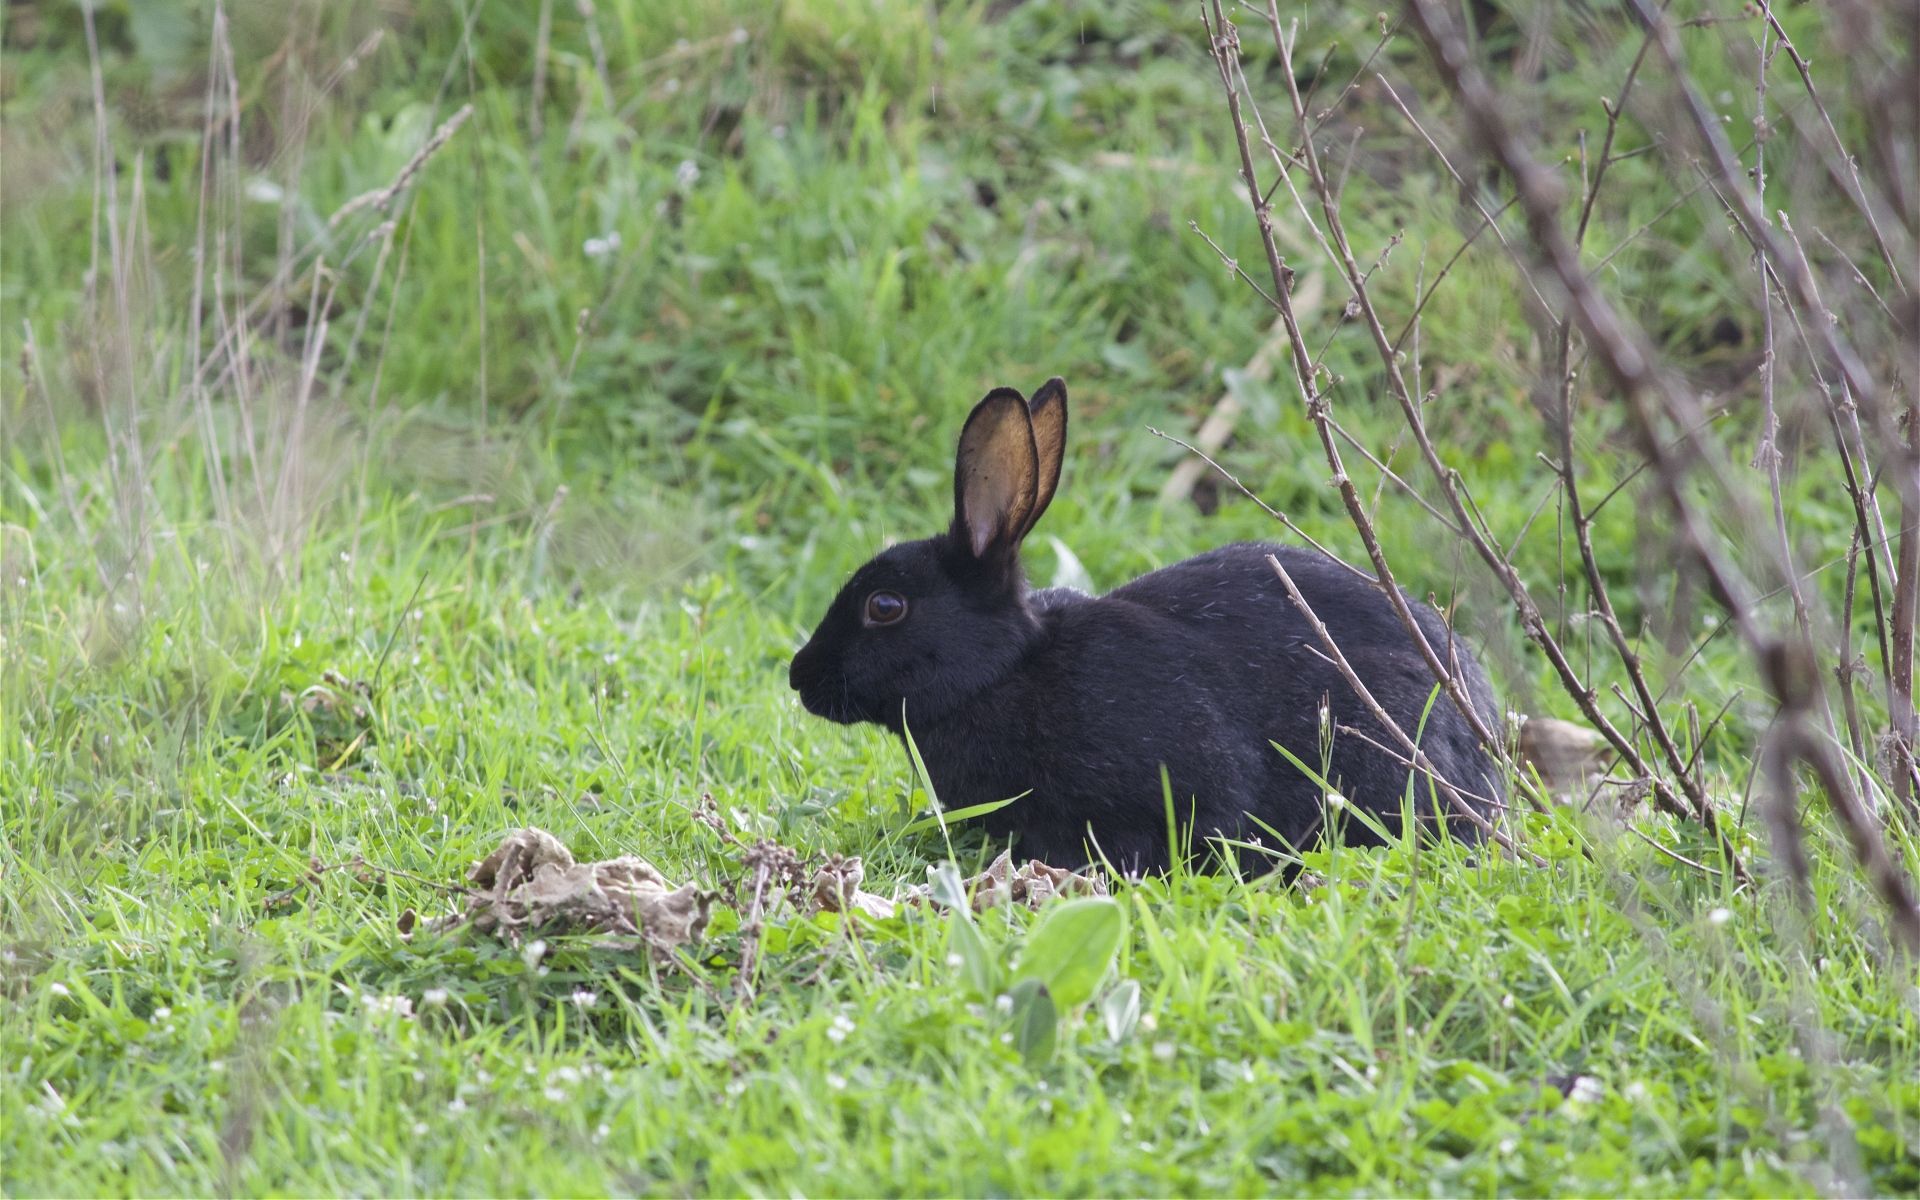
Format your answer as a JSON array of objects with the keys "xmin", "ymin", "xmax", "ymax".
[{"xmin": 789, "ymin": 379, "xmax": 1503, "ymax": 874}]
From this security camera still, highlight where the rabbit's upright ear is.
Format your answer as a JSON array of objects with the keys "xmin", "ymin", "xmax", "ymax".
[
  {"xmin": 952, "ymin": 388, "xmax": 1039, "ymax": 563},
  {"xmin": 1021, "ymin": 377, "xmax": 1068, "ymax": 537}
]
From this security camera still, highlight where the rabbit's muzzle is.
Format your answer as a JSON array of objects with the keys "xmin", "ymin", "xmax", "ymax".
[{"xmin": 788, "ymin": 640, "xmax": 857, "ymax": 724}]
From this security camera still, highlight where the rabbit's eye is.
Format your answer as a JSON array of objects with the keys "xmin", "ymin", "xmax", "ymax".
[{"xmin": 864, "ymin": 591, "xmax": 908, "ymax": 626}]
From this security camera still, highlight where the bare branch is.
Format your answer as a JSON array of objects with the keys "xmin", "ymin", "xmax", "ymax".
[{"xmin": 1267, "ymin": 553, "xmax": 1542, "ymax": 865}]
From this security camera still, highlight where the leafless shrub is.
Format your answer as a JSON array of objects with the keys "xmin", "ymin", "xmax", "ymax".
[{"xmin": 1184, "ymin": 0, "xmax": 1918, "ymax": 949}]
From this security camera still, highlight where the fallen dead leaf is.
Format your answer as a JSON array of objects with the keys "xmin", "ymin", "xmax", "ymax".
[
  {"xmin": 808, "ymin": 854, "xmax": 896, "ymax": 920},
  {"xmin": 1517, "ymin": 716, "xmax": 1609, "ymax": 797},
  {"xmin": 902, "ymin": 850, "xmax": 1107, "ymax": 912},
  {"xmin": 412, "ymin": 827, "xmax": 714, "ymax": 951}
]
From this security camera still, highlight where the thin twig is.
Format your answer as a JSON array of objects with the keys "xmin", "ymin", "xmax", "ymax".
[
  {"xmin": 1145, "ymin": 429, "xmax": 1371, "ymax": 582},
  {"xmin": 1267, "ymin": 554, "xmax": 1542, "ymax": 865}
]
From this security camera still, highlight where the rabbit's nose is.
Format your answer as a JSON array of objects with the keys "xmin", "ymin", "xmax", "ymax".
[{"xmin": 788, "ymin": 642, "xmax": 824, "ymax": 690}]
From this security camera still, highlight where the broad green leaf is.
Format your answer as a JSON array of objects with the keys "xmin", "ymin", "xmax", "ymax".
[
  {"xmin": 947, "ymin": 909, "xmax": 998, "ymax": 1000},
  {"xmin": 927, "ymin": 862, "xmax": 971, "ymax": 913},
  {"xmin": 900, "ymin": 792, "xmax": 1026, "ymax": 837},
  {"xmin": 1005, "ymin": 977, "xmax": 1056, "ymax": 1066},
  {"xmin": 1101, "ymin": 978, "xmax": 1141, "ymax": 1043},
  {"xmin": 1014, "ymin": 896, "xmax": 1123, "ymax": 1009}
]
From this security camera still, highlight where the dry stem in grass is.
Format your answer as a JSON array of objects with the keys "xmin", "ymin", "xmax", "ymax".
[{"xmin": 1404, "ymin": 0, "xmax": 1919, "ymax": 952}]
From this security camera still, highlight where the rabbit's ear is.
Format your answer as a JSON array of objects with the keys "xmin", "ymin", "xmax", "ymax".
[
  {"xmin": 1021, "ymin": 377, "xmax": 1068, "ymax": 537},
  {"xmin": 952, "ymin": 388, "xmax": 1039, "ymax": 562}
]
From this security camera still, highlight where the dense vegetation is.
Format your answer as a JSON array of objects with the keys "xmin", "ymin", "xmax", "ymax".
[{"xmin": 3, "ymin": 0, "xmax": 1916, "ymax": 1193}]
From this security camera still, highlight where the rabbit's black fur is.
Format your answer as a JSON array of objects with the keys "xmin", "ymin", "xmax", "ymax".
[{"xmin": 790, "ymin": 379, "xmax": 1503, "ymax": 874}]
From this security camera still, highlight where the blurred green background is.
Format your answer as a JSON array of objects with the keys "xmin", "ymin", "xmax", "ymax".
[{"xmin": 4, "ymin": 0, "xmax": 1841, "ymax": 733}]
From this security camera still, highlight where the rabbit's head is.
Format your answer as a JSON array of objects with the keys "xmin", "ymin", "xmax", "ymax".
[{"xmin": 790, "ymin": 379, "xmax": 1068, "ymax": 730}]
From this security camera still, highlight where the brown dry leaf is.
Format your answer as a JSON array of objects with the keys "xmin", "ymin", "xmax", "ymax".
[
  {"xmin": 414, "ymin": 827, "xmax": 714, "ymax": 950},
  {"xmin": 965, "ymin": 849, "xmax": 1108, "ymax": 911},
  {"xmin": 1517, "ymin": 717, "xmax": 1609, "ymax": 798},
  {"xmin": 899, "ymin": 850, "xmax": 1108, "ymax": 912},
  {"xmin": 808, "ymin": 854, "xmax": 896, "ymax": 920}
]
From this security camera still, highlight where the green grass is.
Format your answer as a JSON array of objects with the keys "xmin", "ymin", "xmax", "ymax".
[{"xmin": 4, "ymin": 0, "xmax": 1918, "ymax": 1194}]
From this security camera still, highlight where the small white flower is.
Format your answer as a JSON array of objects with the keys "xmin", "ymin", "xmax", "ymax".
[
  {"xmin": 1623, "ymin": 1081, "xmax": 1649, "ymax": 1102},
  {"xmin": 583, "ymin": 232, "xmax": 622, "ymax": 260},
  {"xmin": 152, "ymin": 1007, "xmax": 172, "ymax": 1021},
  {"xmin": 570, "ymin": 990, "xmax": 598, "ymax": 1010},
  {"xmin": 1325, "ymin": 791, "xmax": 1348, "ymax": 809},
  {"xmin": 544, "ymin": 1086, "xmax": 568, "ymax": 1102},
  {"xmin": 551, "ymin": 1066, "xmax": 582, "ymax": 1086},
  {"xmin": 594, "ymin": 1123, "xmax": 610, "ymax": 1142},
  {"xmin": 1501, "ymin": 993, "xmax": 1515, "ymax": 1010},
  {"xmin": 825, "ymin": 1072, "xmax": 847, "ymax": 1090},
  {"xmin": 1119, "ymin": 1111, "xmax": 1133, "ymax": 1126},
  {"xmin": 1569, "ymin": 1076, "xmax": 1604, "ymax": 1105},
  {"xmin": 476, "ymin": 1070, "xmax": 492, "ymax": 1084},
  {"xmin": 1708, "ymin": 907, "xmax": 1732, "ymax": 926},
  {"xmin": 363, "ymin": 993, "xmax": 414, "ymax": 1019},
  {"xmin": 1497, "ymin": 1136, "xmax": 1517, "ymax": 1155},
  {"xmin": 675, "ymin": 160, "xmax": 701, "ymax": 189},
  {"xmin": 522, "ymin": 940, "xmax": 548, "ymax": 971},
  {"xmin": 1139, "ymin": 1013, "xmax": 1158, "ymax": 1031},
  {"xmin": 726, "ymin": 1079, "xmax": 746, "ymax": 1096},
  {"xmin": 413, "ymin": 1070, "xmax": 426, "ymax": 1083},
  {"xmin": 422, "ymin": 988, "xmax": 449, "ymax": 1008},
  {"xmin": 994, "ymin": 995, "xmax": 1014, "ymax": 1015},
  {"xmin": 48, "ymin": 983, "xmax": 70, "ymax": 997},
  {"xmin": 1152, "ymin": 1041, "xmax": 1176, "ymax": 1062},
  {"xmin": 447, "ymin": 1098, "xmax": 467, "ymax": 1113},
  {"xmin": 946, "ymin": 953, "xmax": 964, "ymax": 968}
]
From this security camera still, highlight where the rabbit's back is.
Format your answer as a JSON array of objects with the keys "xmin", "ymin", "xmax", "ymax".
[
  {"xmin": 951, "ymin": 542, "xmax": 1500, "ymax": 872},
  {"xmin": 1109, "ymin": 543, "xmax": 1453, "ymax": 655}
]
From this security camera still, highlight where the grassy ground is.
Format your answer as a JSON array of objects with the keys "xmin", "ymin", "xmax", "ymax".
[{"xmin": 3, "ymin": 0, "xmax": 1918, "ymax": 1194}]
